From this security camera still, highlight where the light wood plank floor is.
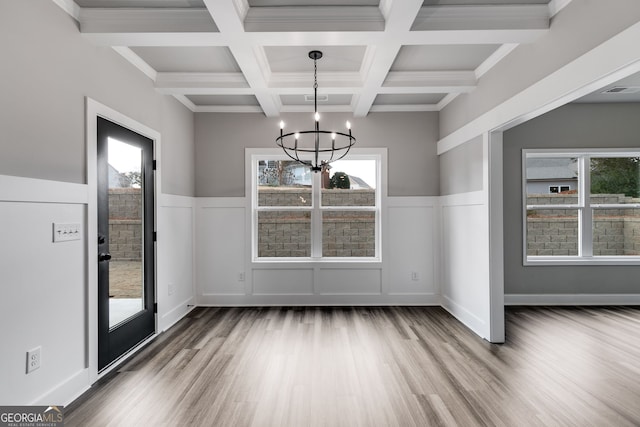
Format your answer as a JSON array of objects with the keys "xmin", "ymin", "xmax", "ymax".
[{"xmin": 66, "ymin": 306, "xmax": 640, "ymax": 426}]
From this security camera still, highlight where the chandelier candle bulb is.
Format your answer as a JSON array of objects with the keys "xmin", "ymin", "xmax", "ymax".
[{"xmin": 315, "ymin": 112, "xmax": 320, "ymax": 122}]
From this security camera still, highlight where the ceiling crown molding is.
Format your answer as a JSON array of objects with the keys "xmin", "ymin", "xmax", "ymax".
[
  {"xmin": 155, "ymin": 72, "xmax": 249, "ymax": 92},
  {"xmin": 79, "ymin": 8, "xmax": 219, "ymax": 33},
  {"xmin": 244, "ymin": 6, "xmax": 385, "ymax": 32},
  {"xmin": 52, "ymin": 0, "xmax": 81, "ymax": 21},
  {"xmin": 232, "ymin": 0, "xmax": 250, "ymax": 21},
  {"xmin": 412, "ymin": 5, "xmax": 549, "ymax": 31},
  {"xmin": 383, "ymin": 71, "xmax": 477, "ymax": 93},
  {"xmin": 269, "ymin": 72, "xmax": 363, "ymax": 89}
]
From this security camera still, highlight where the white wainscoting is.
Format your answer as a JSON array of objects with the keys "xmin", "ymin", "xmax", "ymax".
[
  {"xmin": 439, "ymin": 191, "xmax": 491, "ymax": 340},
  {"xmin": 195, "ymin": 196, "xmax": 439, "ymax": 305},
  {"xmin": 0, "ymin": 175, "xmax": 89, "ymax": 406},
  {"xmin": 157, "ymin": 194, "xmax": 196, "ymax": 332},
  {"xmin": 0, "ymin": 174, "xmax": 196, "ymax": 406}
]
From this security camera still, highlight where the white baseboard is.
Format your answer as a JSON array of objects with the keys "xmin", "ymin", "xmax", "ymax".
[
  {"xmin": 159, "ymin": 297, "xmax": 196, "ymax": 332},
  {"xmin": 441, "ymin": 295, "xmax": 488, "ymax": 340},
  {"xmin": 197, "ymin": 293, "xmax": 440, "ymax": 306},
  {"xmin": 505, "ymin": 294, "xmax": 640, "ymax": 305},
  {"xmin": 30, "ymin": 368, "xmax": 90, "ymax": 407}
]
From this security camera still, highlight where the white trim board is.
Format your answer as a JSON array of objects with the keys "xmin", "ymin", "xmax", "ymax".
[
  {"xmin": 0, "ymin": 174, "xmax": 88, "ymax": 204},
  {"xmin": 437, "ymin": 20, "xmax": 640, "ymax": 154},
  {"xmin": 505, "ymin": 294, "xmax": 640, "ymax": 306},
  {"xmin": 197, "ymin": 294, "xmax": 440, "ymax": 306}
]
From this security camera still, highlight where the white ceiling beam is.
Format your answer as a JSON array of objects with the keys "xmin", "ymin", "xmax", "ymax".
[
  {"xmin": 243, "ymin": 6, "xmax": 384, "ymax": 32},
  {"xmin": 79, "ymin": 8, "xmax": 218, "ymax": 33},
  {"xmin": 202, "ymin": 0, "xmax": 280, "ymax": 116},
  {"xmin": 79, "ymin": 28, "xmax": 545, "ymax": 48},
  {"xmin": 412, "ymin": 5, "xmax": 549, "ymax": 31},
  {"xmin": 353, "ymin": 0, "xmax": 423, "ymax": 117}
]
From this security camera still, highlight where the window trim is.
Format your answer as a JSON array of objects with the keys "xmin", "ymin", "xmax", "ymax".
[
  {"xmin": 523, "ymin": 148, "xmax": 640, "ymax": 266},
  {"xmin": 247, "ymin": 148, "xmax": 387, "ymax": 263}
]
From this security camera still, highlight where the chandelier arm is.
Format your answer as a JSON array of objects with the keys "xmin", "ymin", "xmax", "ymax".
[{"xmin": 275, "ymin": 50, "xmax": 355, "ymax": 172}]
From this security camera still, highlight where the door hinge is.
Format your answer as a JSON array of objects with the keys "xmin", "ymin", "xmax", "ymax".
[
  {"xmin": 153, "ymin": 303, "xmax": 158, "ymax": 314},
  {"xmin": 153, "ymin": 231, "xmax": 157, "ymax": 242},
  {"xmin": 152, "ymin": 160, "xmax": 157, "ymax": 170}
]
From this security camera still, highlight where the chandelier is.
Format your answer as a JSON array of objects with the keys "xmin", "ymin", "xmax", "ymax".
[{"xmin": 276, "ymin": 50, "xmax": 356, "ymax": 172}]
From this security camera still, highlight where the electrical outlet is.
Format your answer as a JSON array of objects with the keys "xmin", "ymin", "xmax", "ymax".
[
  {"xmin": 168, "ymin": 284, "xmax": 175, "ymax": 296},
  {"xmin": 26, "ymin": 347, "xmax": 41, "ymax": 374},
  {"xmin": 411, "ymin": 271, "xmax": 419, "ymax": 281},
  {"xmin": 238, "ymin": 272, "xmax": 245, "ymax": 282}
]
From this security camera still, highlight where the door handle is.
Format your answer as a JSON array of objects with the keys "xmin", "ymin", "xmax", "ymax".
[{"xmin": 99, "ymin": 252, "xmax": 112, "ymax": 262}]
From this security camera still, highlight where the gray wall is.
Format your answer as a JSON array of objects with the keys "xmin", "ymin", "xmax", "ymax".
[
  {"xmin": 439, "ymin": 0, "xmax": 640, "ymax": 139},
  {"xmin": 195, "ymin": 111, "xmax": 439, "ymax": 197},
  {"xmin": 503, "ymin": 103, "xmax": 640, "ymax": 294},
  {"xmin": 0, "ymin": 0, "xmax": 195, "ymax": 196},
  {"xmin": 439, "ymin": 135, "xmax": 483, "ymax": 196}
]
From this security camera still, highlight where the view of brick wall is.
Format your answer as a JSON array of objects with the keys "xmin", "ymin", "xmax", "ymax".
[
  {"xmin": 322, "ymin": 210, "xmax": 375, "ymax": 257},
  {"xmin": 527, "ymin": 194, "xmax": 640, "ymax": 256},
  {"xmin": 258, "ymin": 188, "xmax": 376, "ymax": 257},
  {"xmin": 109, "ymin": 188, "xmax": 142, "ymax": 261}
]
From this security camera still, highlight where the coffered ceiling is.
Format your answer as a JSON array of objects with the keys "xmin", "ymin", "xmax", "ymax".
[{"xmin": 56, "ymin": 0, "xmax": 572, "ymax": 116}]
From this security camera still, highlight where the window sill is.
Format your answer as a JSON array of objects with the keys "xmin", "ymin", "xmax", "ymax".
[
  {"xmin": 525, "ymin": 256, "xmax": 640, "ymax": 266},
  {"xmin": 252, "ymin": 257, "xmax": 382, "ymax": 266}
]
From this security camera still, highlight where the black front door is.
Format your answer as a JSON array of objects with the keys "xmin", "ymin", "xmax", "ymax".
[{"xmin": 97, "ymin": 117, "xmax": 155, "ymax": 371}]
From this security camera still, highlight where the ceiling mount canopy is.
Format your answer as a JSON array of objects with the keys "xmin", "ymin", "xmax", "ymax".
[{"xmin": 276, "ymin": 50, "xmax": 356, "ymax": 172}]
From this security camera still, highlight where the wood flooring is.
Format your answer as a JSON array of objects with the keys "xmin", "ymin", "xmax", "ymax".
[{"xmin": 65, "ymin": 306, "xmax": 640, "ymax": 426}]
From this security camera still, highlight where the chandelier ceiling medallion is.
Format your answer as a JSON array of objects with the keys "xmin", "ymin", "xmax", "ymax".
[{"xmin": 276, "ymin": 50, "xmax": 356, "ymax": 172}]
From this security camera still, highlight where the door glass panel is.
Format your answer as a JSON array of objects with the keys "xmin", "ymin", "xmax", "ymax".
[{"xmin": 108, "ymin": 137, "xmax": 144, "ymax": 328}]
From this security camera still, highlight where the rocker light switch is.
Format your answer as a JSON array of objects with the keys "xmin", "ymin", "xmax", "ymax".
[{"xmin": 52, "ymin": 223, "xmax": 82, "ymax": 242}]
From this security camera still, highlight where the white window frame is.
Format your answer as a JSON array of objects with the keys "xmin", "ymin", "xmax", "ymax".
[
  {"xmin": 248, "ymin": 148, "xmax": 386, "ymax": 263},
  {"xmin": 523, "ymin": 148, "xmax": 640, "ymax": 266}
]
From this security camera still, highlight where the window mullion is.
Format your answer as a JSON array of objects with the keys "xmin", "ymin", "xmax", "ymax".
[
  {"xmin": 311, "ymin": 171, "xmax": 322, "ymax": 258},
  {"xmin": 581, "ymin": 155, "xmax": 593, "ymax": 257}
]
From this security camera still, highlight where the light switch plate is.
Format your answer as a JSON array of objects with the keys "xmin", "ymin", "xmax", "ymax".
[{"xmin": 52, "ymin": 223, "xmax": 81, "ymax": 242}]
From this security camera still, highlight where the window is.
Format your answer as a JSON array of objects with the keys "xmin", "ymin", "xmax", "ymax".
[
  {"xmin": 251, "ymin": 151, "xmax": 383, "ymax": 261},
  {"xmin": 524, "ymin": 150, "xmax": 640, "ymax": 264}
]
